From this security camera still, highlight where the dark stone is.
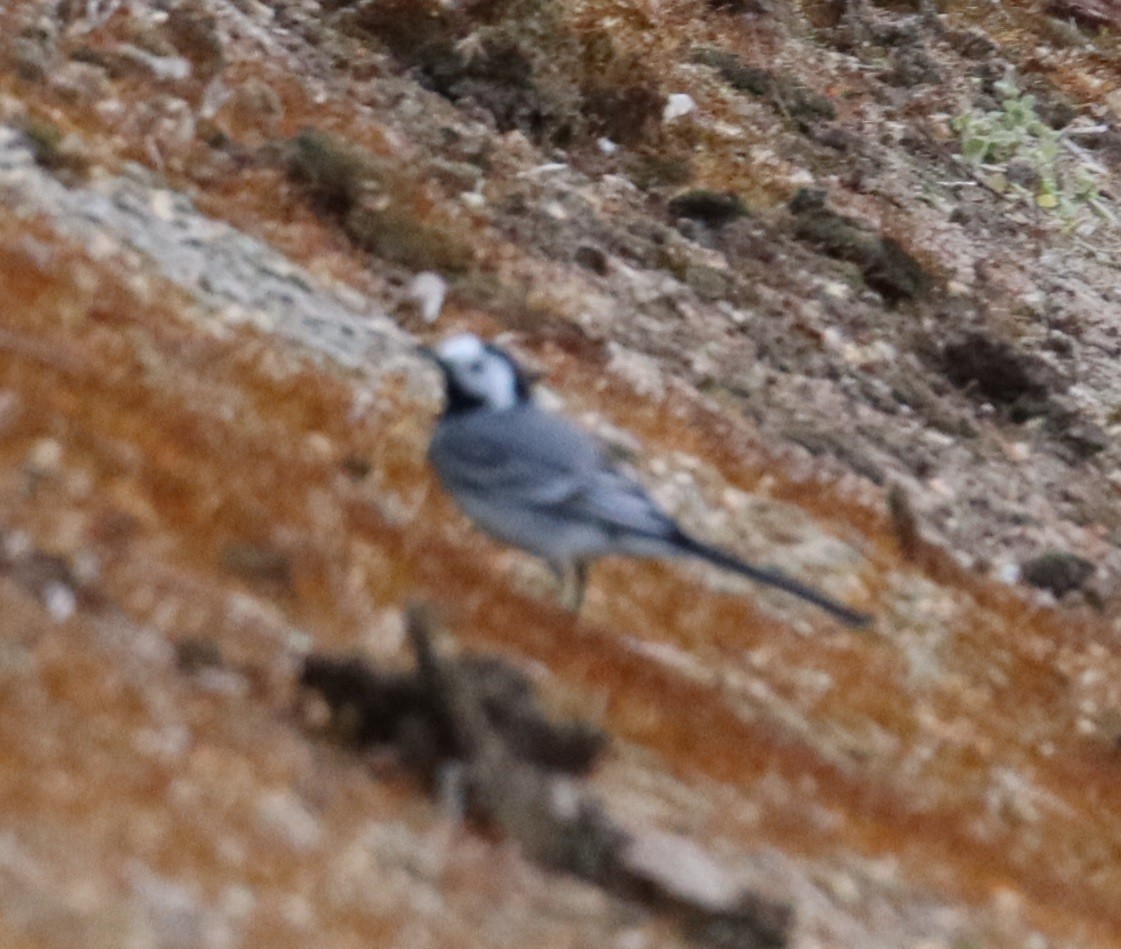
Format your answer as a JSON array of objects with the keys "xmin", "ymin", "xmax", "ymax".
[
  {"xmin": 1046, "ymin": 0, "xmax": 1121, "ymax": 31},
  {"xmin": 862, "ymin": 236, "xmax": 929, "ymax": 303},
  {"xmin": 341, "ymin": 454, "xmax": 372, "ymax": 479},
  {"xmin": 668, "ymin": 190, "xmax": 748, "ymax": 227},
  {"xmin": 690, "ymin": 47, "xmax": 835, "ymax": 120},
  {"xmin": 221, "ymin": 542, "xmax": 292, "ymax": 585},
  {"xmin": 705, "ymin": 0, "xmax": 773, "ymax": 13},
  {"xmin": 582, "ymin": 82, "xmax": 665, "ymax": 147},
  {"xmin": 953, "ymin": 28, "xmax": 998, "ymax": 59},
  {"xmin": 286, "ymin": 130, "xmax": 474, "ymax": 271},
  {"xmin": 574, "ymin": 245, "xmax": 610, "ymax": 275},
  {"xmin": 883, "ymin": 45, "xmax": 942, "ymax": 87},
  {"xmin": 1045, "ymin": 402, "xmax": 1109, "ymax": 461},
  {"xmin": 166, "ymin": 1, "xmax": 225, "ymax": 78},
  {"xmin": 1005, "ymin": 157, "xmax": 1043, "ymax": 191},
  {"xmin": 789, "ymin": 189, "xmax": 930, "ymax": 303},
  {"xmin": 690, "ymin": 48, "xmax": 772, "ymax": 96},
  {"xmin": 300, "ymin": 649, "xmax": 607, "ymax": 776},
  {"xmin": 1021, "ymin": 551, "xmax": 1095, "ymax": 598},
  {"xmin": 20, "ymin": 118, "xmax": 90, "ymax": 181},
  {"xmin": 175, "ymin": 638, "xmax": 225, "ymax": 674},
  {"xmin": 939, "ymin": 332, "xmax": 1054, "ymax": 413}
]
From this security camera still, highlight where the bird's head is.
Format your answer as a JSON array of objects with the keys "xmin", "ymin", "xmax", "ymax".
[{"xmin": 421, "ymin": 333, "xmax": 535, "ymax": 414}]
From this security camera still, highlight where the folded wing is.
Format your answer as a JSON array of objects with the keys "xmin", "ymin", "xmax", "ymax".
[{"xmin": 429, "ymin": 407, "xmax": 676, "ymax": 538}]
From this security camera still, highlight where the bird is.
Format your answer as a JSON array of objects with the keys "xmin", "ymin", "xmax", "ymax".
[{"xmin": 422, "ymin": 333, "xmax": 871, "ymax": 627}]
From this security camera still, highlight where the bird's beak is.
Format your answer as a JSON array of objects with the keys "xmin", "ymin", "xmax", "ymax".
[{"xmin": 417, "ymin": 344, "xmax": 443, "ymax": 367}]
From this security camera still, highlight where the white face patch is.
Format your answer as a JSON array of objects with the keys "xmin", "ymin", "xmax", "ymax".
[
  {"xmin": 435, "ymin": 333, "xmax": 521, "ymax": 410},
  {"xmin": 435, "ymin": 333, "xmax": 488, "ymax": 364}
]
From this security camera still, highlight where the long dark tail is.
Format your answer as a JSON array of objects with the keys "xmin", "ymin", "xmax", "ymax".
[{"xmin": 674, "ymin": 531, "xmax": 872, "ymax": 627}]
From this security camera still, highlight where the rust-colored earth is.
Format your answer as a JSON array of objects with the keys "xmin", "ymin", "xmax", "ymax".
[{"xmin": 2, "ymin": 0, "xmax": 1121, "ymax": 945}]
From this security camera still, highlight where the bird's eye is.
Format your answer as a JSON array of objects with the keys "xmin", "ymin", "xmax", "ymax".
[{"xmin": 468, "ymin": 360, "xmax": 484, "ymax": 373}]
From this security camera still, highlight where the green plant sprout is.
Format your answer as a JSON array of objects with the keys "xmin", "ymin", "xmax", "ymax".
[{"xmin": 952, "ymin": 78, "xmax": 1112, "ymax": 230}]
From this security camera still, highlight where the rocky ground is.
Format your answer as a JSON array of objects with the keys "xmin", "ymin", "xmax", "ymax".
[{"xmin": 2, "ymin": 0, "xmax": 1121, "ymax": 945}]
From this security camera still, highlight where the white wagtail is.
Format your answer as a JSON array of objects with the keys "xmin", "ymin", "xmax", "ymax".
[{"xmin": 423, "ymin": 333, "xmax": 871, "ymax": 626}]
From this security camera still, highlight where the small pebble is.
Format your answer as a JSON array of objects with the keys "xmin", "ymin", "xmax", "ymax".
[
  {"xmin": 663, "ymin": 93, "xmax": 696, "ymax": 122},
  {"xmin": 44, "ymin": 582, "xmax": 77, "ymax": 623},
  {"xmin": 407, "ymin": 271, "xmax": 449, "ymax": 324},
  {"xmin": 28, "ymin": 437, "xmax": 63, "ymax": 476}
]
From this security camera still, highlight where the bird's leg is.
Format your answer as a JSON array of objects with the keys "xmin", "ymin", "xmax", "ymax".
[
  {"xmin": 552, "ymin": 560, "xmax": 588, "ymax": 613},
  {"xmin": 572, "ymin": 560, "xmax": 588, "ymax": 612}
]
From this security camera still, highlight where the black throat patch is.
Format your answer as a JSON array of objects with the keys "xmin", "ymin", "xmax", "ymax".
[{"xmin": 439, "ymin": 344, "xmax": 534, "ymax": 416}]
